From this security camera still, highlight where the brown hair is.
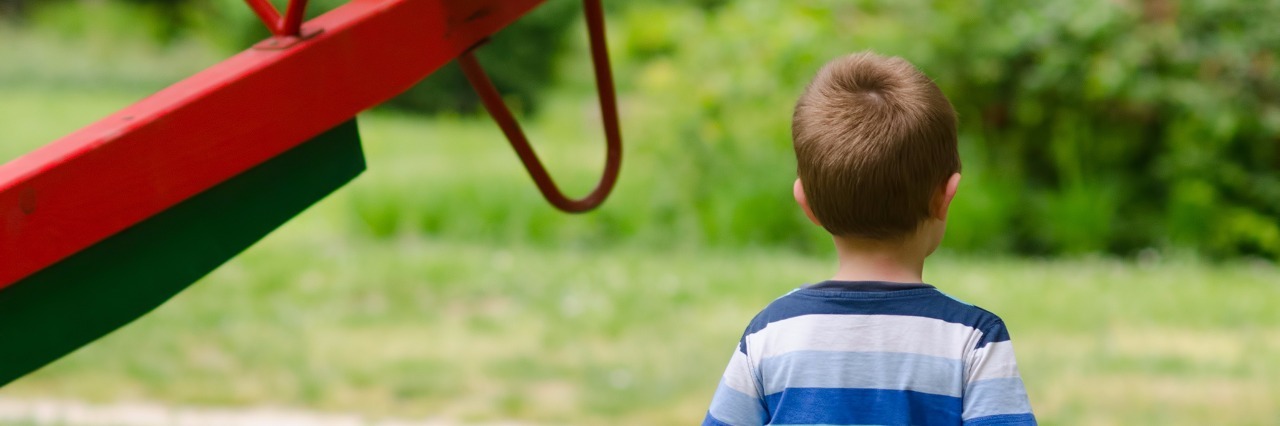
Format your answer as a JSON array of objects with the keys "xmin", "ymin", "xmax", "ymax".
[{"xmin": 792, "ymin": 52, "xmax": 960, "ymax": 239}]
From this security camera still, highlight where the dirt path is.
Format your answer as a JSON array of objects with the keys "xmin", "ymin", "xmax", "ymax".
[{"xmin": 0, "ymin": 397, "xmax": 526, "ymax": 426}]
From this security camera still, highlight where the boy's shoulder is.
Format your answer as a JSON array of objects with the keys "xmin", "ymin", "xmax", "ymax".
[{"xmin": 740, "ymin": 281, "xmax": 1011, "ymax": 347}]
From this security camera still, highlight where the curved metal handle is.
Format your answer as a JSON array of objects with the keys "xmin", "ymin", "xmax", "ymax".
[{"xmin": 458, "ymin": 0, "xmax": 623, "ymax": 213}]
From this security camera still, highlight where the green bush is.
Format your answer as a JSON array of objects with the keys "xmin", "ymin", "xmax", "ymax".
[
  {"xmin": 921, "ymin": 0, "xmax": 1280, "ymax": 257},
  {"xmin": 600, "ymin": 0, "xmax": 1280, "ymax": 258},
  {"xmin": 10, "ymin": 0, "xmax": 1278, "ymax": 259},
  {"xmin": 346, "ymin": 0, "xmax": 1279, "ymax": 259}
]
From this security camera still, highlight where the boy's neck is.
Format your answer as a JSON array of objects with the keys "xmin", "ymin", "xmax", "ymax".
[{"xmin": 829, "ymin": 234, "xmax": 932, "ymax": 284}]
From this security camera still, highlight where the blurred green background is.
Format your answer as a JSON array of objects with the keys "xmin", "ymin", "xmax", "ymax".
[{"xmin": 0, "ymin": 0, "xmax": 1278, "ymax": 424}]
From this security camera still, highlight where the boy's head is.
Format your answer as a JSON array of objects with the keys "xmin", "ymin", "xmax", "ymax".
[{"xmin": 792, "ymin": 52, "xmax": 960, "ymax": 243}]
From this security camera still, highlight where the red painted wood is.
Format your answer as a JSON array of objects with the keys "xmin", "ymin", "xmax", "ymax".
[{"xmin": 0, "ymin": 0, "xmax": 545, "ymax": 289}]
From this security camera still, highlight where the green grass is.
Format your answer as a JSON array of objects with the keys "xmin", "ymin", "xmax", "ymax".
[
  {"xmin": 1, "ymin": 230, "xmax": 1277, "ymax": 425},
  {"xmin": 2, "ymin": 28, "xmax": 1279, "ymax": 426}
]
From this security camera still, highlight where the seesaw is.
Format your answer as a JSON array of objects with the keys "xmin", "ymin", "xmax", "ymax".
[{"xmin": 0, "ymin": 0, "xmax": 622, "ymax": 386}]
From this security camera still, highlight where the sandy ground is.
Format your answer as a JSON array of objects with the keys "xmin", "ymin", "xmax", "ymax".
[{"xmin": 0, "ymin": 397, "xmax": 526, "ymax": 426}]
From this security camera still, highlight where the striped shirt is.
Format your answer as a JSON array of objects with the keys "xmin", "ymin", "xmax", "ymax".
[{"xmin": 703, "ymin": 281, "xmax": 1036, "ymax": 426}]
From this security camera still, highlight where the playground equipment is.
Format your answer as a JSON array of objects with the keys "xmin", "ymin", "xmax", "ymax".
[{"xmin": 0, "ymin": 0, "xmax": 622, "ymax": 386}]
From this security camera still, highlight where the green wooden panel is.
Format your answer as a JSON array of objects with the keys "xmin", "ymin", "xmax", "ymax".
[{"xmin": 0, "ymin": 119, "xmax": 365, "ymax": 386}]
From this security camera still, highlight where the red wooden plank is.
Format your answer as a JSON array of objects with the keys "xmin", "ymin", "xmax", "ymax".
[{"xmin": 0, "ymin": 0, "xmax": 545, "ymax": 289}]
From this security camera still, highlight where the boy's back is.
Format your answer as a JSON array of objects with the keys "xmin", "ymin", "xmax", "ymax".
[
  {"xmin": 704, "ymin": 281, "xmax": 1034, "ymax": 425},
  {"xmin": 702, "ymin": 52, "xmax": 1035, "ymax": 425}
]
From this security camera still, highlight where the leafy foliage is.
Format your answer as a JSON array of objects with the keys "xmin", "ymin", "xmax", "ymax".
[
  {"xmin": 7, "ymin": 0, "xmax": 1278, "ymax": 259},
  {"xmin": 921, "ymin": 0, "xmax": 1280, "ymax": 257},
  {"xmin": 607, "ymin": 0, "xmax": 1280, "ymax": 258}
]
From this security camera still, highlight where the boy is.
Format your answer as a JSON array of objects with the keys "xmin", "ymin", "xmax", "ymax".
[{"xmin": 702, "ymin": 52, "xmax": 1036, "ymax": 426}]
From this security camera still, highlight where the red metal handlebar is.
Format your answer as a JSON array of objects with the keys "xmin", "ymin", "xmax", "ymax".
[
  {"xmin": 458, "ymin": 0, "xmax": 623, "ymax": 213},
  {"xmin": 242, "ymin": 0, "xmax": 621, "ymax": 212}
]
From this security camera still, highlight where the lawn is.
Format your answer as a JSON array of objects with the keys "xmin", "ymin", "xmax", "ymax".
[
  {"xmin": 1, "ymin": 221, "xmax": 1277, "ymax": 424},
  {"xmin": 2, "ymin": 40, "xmax": 1279, "ymax": 425}
]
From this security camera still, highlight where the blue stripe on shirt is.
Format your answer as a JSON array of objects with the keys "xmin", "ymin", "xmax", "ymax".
[
  {"xmin": 759, "ymin": 351, "xmax": 964, "ymax": 397},
  {"xmin": 702, "ymin": 413, "xmax": 734, "ymax": 426},
  {"xmin": 741, "ymin": 288, "xmax": 1009, "ymax": 353},
  {"xmin": 964, "ymin": 378, "xmax": 1034, "ymax": 420},
  {"xmin": 965, "ymin": 413, "xmax": 1038, "ymax": 425},
  {"xmin": 764, "ymin": 387, "xmax": 962, "ymax": 426},
  {"xmin": 707, "ymin": 380, "xmax": 767, "ymax": 425}
]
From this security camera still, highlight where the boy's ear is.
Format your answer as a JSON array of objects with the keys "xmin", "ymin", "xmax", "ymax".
[
  {"xmin": 794, "ymin": 178, "xmax": 822, "ymax": 226},
  {"xmin": 932, "ymin": 173, "xmax": 962, "ymax": 221}
]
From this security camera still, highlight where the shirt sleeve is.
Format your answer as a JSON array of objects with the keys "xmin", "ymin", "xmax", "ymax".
[
  {"xmin": 703, "ymin": 342, "xmax": 768, "ymax": 426},
  {"xmin": 962, "ymin": 320, "xmax": 1037, "ymax": 425}
]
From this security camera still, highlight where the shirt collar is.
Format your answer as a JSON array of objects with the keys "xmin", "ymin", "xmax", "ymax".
[{"xmin": 803, "ymin": 280, "xmax": 935, "ymax": 292}]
